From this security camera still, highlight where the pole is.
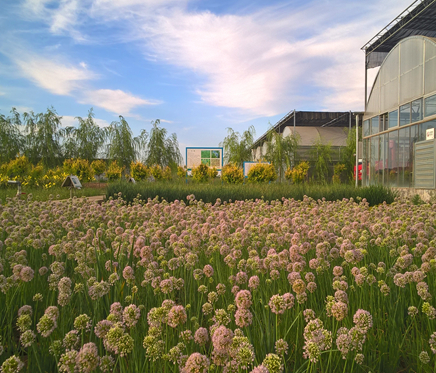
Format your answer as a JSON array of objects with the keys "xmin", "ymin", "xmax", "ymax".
[
  {"xmin": 349, "ymin": 110, "xmax": 351, "ymax": 132},
  {"xmin": 293, "ymin": 109, "xmax": 296, "ymax": 132},
  {"xmin": 355, "ymin": 114, "xmax": 359, "ymax": 188}
]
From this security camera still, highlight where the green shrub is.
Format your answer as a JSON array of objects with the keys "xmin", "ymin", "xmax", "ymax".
[
  {"xmin": 222, "ymin": 163, "xmax": 243, "ymax": 184},
  {"xmin": 177, "ymin": 166, "xmax": 187, "ymax": 179},
  {"xmin": 247, "ymin": 163, "xmax": 277, "ymax": 183}
]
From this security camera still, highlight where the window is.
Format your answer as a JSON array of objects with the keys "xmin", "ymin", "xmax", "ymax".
[
  {"xmin": 380, "ymin": 113, "xmax": 388, "ymax": 131},
  {"xmin": 400, "ymin": 103, "xmax": 411, "ymax": 126},
  {"xmin": 411, "ymin": 98, "xmax": 423, "ymax": 123},
  {"xmin": 371, "ymin": 116, "xmax": 379, "ymax": 135},
  {"xmin": 363, "ymin": 120, "xmax": 370, "ymax": 137},
  {"xmin": 425, "ymin": 95, "xmax": 436, "ymax": 117},
  {"xmin": 388, "ymin": 110, "xmax": 398, "ymax": 128},
  {"xmin": 420, "ymin": 120, "xmax": 436, "ymax": 141}
]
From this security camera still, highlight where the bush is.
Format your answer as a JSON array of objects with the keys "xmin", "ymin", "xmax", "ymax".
[
  {"xmin": 162, "ymin": 166, "xmax": 172, "ymax": 181},
  {"xmin": 150, "ymin": 164, "xmax": 163, "ymax": 180},
  {"xmin": 222, "ymin": 163, "xmax": 244, "ymax": 184},
  {"xmin": 106, "ymin": 161, "xmax": 123, "ymax": 181},
  {"xmin": 208, "ymin": 167, "xmax": 218, "ymax": 179},
  {"xmin": 91, "ymin": 160, "xmax": 107, "ymax": 179},
  {"xmin": 63, "ymin": 158, "xmax": 94, "ymax": 183},
  {"xmin": 192, "ymin": 164, "xmax": 209, "ymax": 183},
  {"xmin": 285, "ymin": 161, "xmax": 309, "ymax": 184},
  {"xmin": 247, "ymin": 163, "xmax": 277, "ymax": 183},
  {"xmin": 130, "ymin": 161, "xmax": 150, "ymax": 181},
  {"xmin": 4, "ymin": 155, "xmax": 30, "ymax": 178},
  {"xmin": 177, "ymin": 166, "xmax": 187, "ymax": 179},
  {"xmin": 332, "ymin": 163, "xmax": 346, "ymax": 184}
]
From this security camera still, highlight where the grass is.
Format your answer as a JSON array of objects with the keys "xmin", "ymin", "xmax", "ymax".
[{"xmin": 107, "ymin": 180, "xmax": 397, "ymax": 206}]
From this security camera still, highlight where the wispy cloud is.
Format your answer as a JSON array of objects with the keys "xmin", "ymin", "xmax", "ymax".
[
  {"xmin": 79, "ymin": 89, "xmax": 161, "ymax": 115},
  {"xmin": 13, "ymin": 53, "xmax": 96, "ymax": 95},
  {"xmin": 19, "ymin": 0, "xmax": 413, "ymax": 117}
]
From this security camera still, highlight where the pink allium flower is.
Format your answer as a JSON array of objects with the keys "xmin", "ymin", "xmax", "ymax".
[
  {"xmin": 235, "ymin": 308, "xmax": 253, "ymax": 327},
  {"xmin": 76, "ymin": 342, "xmax": 99, "ymax": 373},
  {"xmin": 182, "ymin": 353, "xmax": 210, "ymax": 373},
  {"xmin": 235, "ymin": 290, "xmax": 252, "ymax": 309},
  {"xmin": 248, "ymin": 276, "xmax": 260, "ymax": 290},
  {"xmin": 122, "ymin": 266, "xmax": 135, "ymax": 281},
  {"xmin": 194, "ymin": 327, "xmax": 209, "ymax": 346},
  {"xmin": 212, "ymin": 325, "xmax": 234, "ymax": 351},
  {"xmin": 167, "ymin": 305, "xmax": 187, "ymax": 328},
  {"xmin": 203, "ymin": 265, "xmax": 214, "ymax": 278},
  {"xmin": 20, "ymin": 266, "xmax": 34, "ymax": 282}
]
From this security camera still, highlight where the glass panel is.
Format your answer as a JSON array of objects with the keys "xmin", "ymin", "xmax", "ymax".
[
  {"xmin": 380, "ymin": 134, "xmax": 389, "ymax": 185},
  {"xmin": 400, "ymin": 103, "xmax": 411, "ymax": 126},
  {"xmin": 371, "ymin": 116, "xmax": 380, "ymax": 135},
  {"xmin": 410, "ymin": 125, "xmax": 419, "ymax": 187},
  {"xmin": 411, "ymin": 98, "xmax": 423, "ymax": 123},
  {"xmin": 362, "ymin": 139, "xmax": 369, "ymax": 186},
  {"xmin": 398, "ymin": 127, "xmax": 410, "ymax": 187},
  {"xmin": 381, "ymin": 113, "xmax": 388, "ymax": 131},
  {"xmin": 420, "ymin": 120, "xmax": 436, "ymax": 141},
  {"xmin": 363, "ymin": 120, "xmax": 370, "ymax": 137},
  {"xmin": 370, "ymin": 136, "xmax": 379, "ymax": 185},
  {"xmin": 388, "ymin": 110, "xmax": 398, "ymax": 128},
  {"xmin": 425, "ymin": 95, "xmax": 436, "ymax": 117},
  {"xmin": 388, "ymin": 131, "xmax": 399, "ymax": 186}
]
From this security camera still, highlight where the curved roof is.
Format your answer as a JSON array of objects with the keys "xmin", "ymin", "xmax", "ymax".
[
  {"xmin": 363, "ymin": 0, "xmax": 436, "ymax": 68},
  {"xmin": 364, "ymin": 35, "xmax": 436, "ymax": 119}
]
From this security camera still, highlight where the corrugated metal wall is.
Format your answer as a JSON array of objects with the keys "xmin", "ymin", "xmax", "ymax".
[{"xmin": 414, "ymin": 139, "xmax": 436, "ymax": 188}]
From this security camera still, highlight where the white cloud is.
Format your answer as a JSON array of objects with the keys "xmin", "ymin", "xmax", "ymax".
[
  {"xmin": 14, "ymin": 54, "xmax": 96, "ymax": 95},
  {"xmin": 61, "ymin": 115, "xmax": 77, "ymax": 127},
  {"xmin": 61, "ymin": 114, "xmax": 110, "ymax": 128},
  {"xmin": 80, "ymin": 89, "xmax": 161, "ymax": 115}
]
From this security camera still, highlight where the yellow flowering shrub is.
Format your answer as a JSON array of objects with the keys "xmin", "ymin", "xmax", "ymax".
[
  {"xmin": 285, "ymin": 161, "xmax": 309, "ymax": 184},
  {"xmin": 63, "ymin": 159, "xmax": 94, "ymax": 183},
  {"xmin": 91, "ymin": 160, "xmax": 107, "ymax": 179},
  {"xmin": 177, "ymin": 166, "xmax": 187, "ymax": 179},
  {"xmin": 130, "ymin": 161, "xmax": 150, "ymax": 181},
  {"xmin": 150, "ymin": 164, "xmax": 163, "ymax": 180},
  {"xmin": 208, "ymin": 167, "xmax": 218, "ymax": 179},
  {"xmin": 192, "ymin": 163, "xmax": 209, "ymax": 183},
  {"xmin": 247, "ymin": 163, "xmax": 277, "ymax": 183},
  {"xmin": 222, "ymin": 163, "xmax": 244, "ymax": 184},
  {"xmin": 106, "ymin": 161, "xmax": 123, "ymax": 181}
]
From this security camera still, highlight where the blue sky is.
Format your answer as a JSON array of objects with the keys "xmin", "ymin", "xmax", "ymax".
[{"xmin": 0, "ymin": 0, "xmax": 412, "ymax": 153}]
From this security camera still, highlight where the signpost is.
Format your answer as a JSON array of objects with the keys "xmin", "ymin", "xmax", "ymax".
[
  {"xmin": 186, "ymin": 147, "xmax": 223, "ymax": 170},
  {"xmin": 62, "ymin": 175, "xmax": 82, "ymax": 198}
]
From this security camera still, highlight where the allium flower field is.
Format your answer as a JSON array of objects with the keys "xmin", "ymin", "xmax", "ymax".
[{"xmin": 1, "ymin": 194, "xmax": 436, "ymax": 373}]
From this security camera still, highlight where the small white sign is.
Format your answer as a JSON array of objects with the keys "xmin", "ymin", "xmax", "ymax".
[{"xmin": 427, "ymin": 128, "xmax": 435, "ymax": 140}]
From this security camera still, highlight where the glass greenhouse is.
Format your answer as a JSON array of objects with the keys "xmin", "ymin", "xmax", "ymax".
[{"xmin": 362, "ymin": 35, "xmax": 436, "ymax": 188}]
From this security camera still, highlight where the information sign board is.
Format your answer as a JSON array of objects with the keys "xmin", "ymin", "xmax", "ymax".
[
  {"xmin": 186, "ymin": 147, "xmax": 223, "ymax": 170},
  {"xmin": 61, "ymin": 175, "xmax": 82, "ymax": 189},
  {"xmin": 426, "ymin": 128, "xmax": 435, "ymax": 140}
]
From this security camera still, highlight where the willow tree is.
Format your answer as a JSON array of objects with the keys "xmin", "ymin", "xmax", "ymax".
[
  {"xmin": 23, "ymin": 107, "xmax": 64, "ymax": 168},
  {"xmin": 63, "ymin": 108, "xmax": 105, "ymax": 161},
  {"xmin": 145, "ymin": 119, "xmax": 182, "ymax": 171},
  {"xmin": 0, "ymin": 108, "xmax": 24, "ymax": 164},
  {"xmin": 106, "ymin": 116, "xmax": 139, "ymax": 171},
  {"xmin": 220, "ymin": 126, "xmax": 256, "ymax": 168},
  {"xmin": 310, "ymin": 135, "xmax": 332, "ymax": 184},
  {"xmin": 264, "ymin": 128, "xmax": 300, "ymax": 182}
]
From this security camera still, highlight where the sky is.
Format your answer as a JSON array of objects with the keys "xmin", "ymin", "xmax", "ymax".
[{"xmin": 0, "ymin": 0, "xmax": 413, "ymax": 154}]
